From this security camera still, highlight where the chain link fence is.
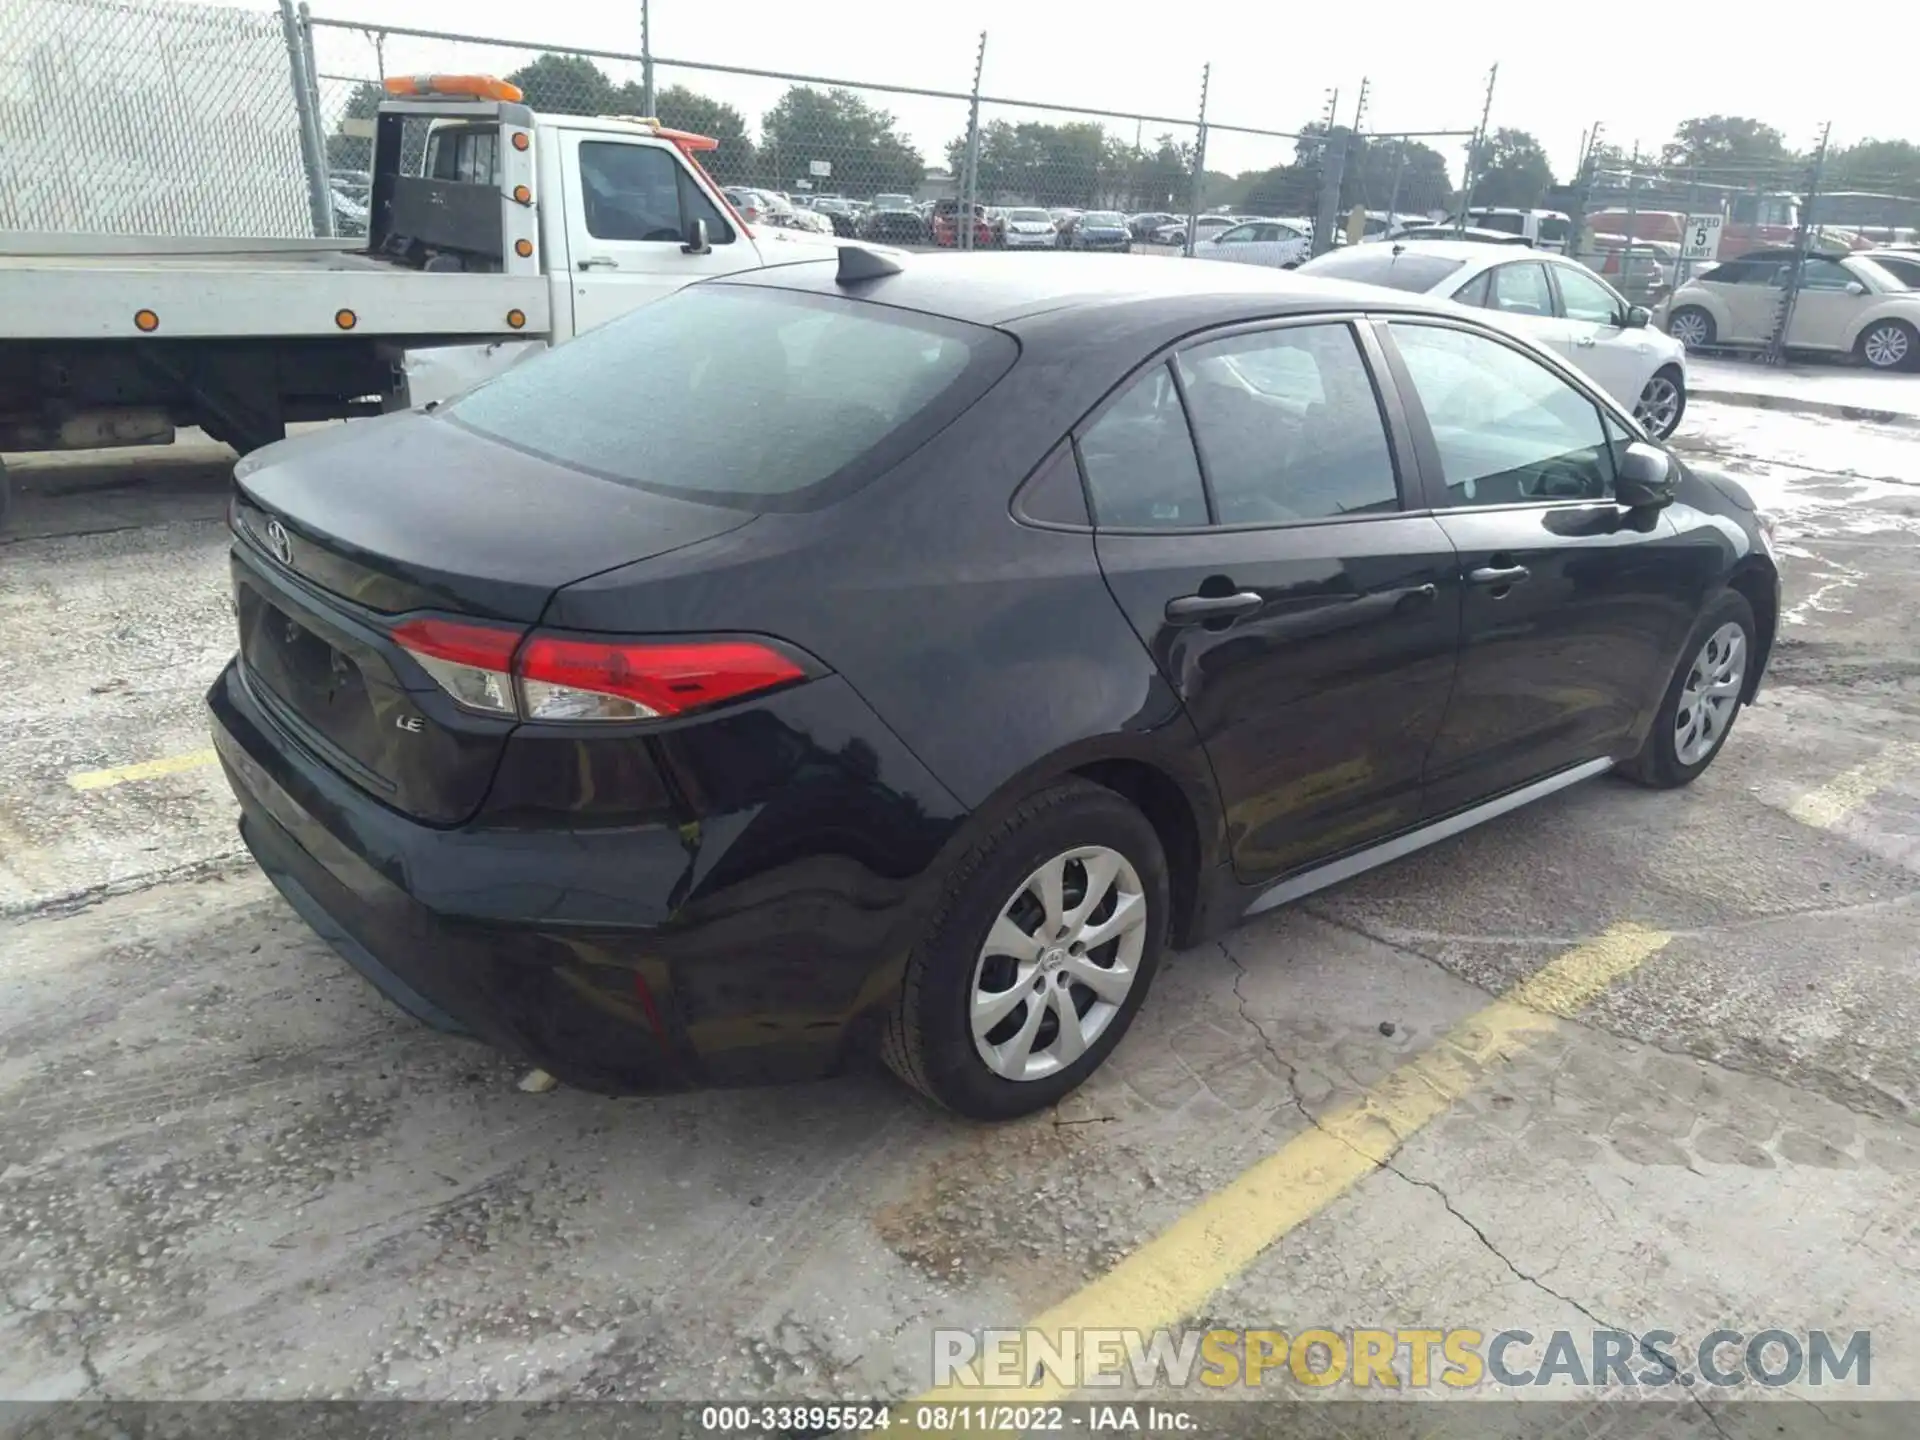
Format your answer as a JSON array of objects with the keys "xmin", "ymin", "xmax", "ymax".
[
  {"xmin": 3, "ymin": 0, "xmax": 1490, "ymax": 259},
  {"xmin": 0, "ymin": 0, "xmax": 314, "ymax": 237}
]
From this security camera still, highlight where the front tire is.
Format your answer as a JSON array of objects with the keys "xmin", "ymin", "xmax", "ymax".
[
  {"xmin": 1623, "ymin": 590, "xmax": 1756, "ymax": 789},
  {"xmin": 1858, "ymin": 318, "xmax": 1917, "ymax": 371},
  {"xmin": 1636, "ymin": 365, "xmax": 1686, "ymax": 440},
  {"xmin": 1667, "ymin": 305, "xmax": 1715, "ymax": 350},
  {"xmin": 882, "ymin": 779, "xmax": 1169, "ymax": 1120}
]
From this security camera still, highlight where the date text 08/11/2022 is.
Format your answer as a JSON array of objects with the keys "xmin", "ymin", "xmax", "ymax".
[{"xmin": 696, "ymin": 1403, "xmax": 1199, "ymax": 1432}]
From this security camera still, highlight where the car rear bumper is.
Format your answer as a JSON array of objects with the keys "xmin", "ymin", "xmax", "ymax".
[{"xmin": 208, "ymin": 657, "xmax": 964, "ymax": 1094}]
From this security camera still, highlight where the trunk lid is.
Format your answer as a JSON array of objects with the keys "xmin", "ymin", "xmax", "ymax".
[{"xmin": 230, "ymin": 409, "xmax": 755, "ymax": 823}]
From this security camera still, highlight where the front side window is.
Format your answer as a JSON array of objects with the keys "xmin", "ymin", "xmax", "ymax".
[
  {"xmin": 1078, "ymin": 364, "xmax": 1210, "ymax": 529},
  {"xmin": 1215, "ymin": 225, "xmax": 1254, "ymax": 244},
  {"xmin": 1554, "ymin": 264, "xmax": 1626, "ymax": 324},
  {"xmin": 1799, "ymin": 259, "xmax": 1859, "ymax": 291},
  {"xmin": 1490, "ymin": 262, "xmax": 1554, "ymax": 317},
  {"xmin": 1175, "ymin": 323, "xmax": 1399, "ymax": 525},
  {"xmin": 577, "ymin": 142, "xmax": 734, "ymax": 245},
  {"xmin": 1389, "ymin": 323, "xmax": 1615, "ymax": 507}
]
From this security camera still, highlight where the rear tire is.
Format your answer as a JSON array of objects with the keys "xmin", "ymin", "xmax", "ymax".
[
  {"xmin": 1666, "ymin": 305, "xmax": 1715, "ymax": 350},
  {"xmin": 1622, "ymin": 590, "xmax": 1757, "ymax": 789},
  {"xmin": 881, "ymin": 779, "xmax": 1169, "ymax": 1120}
]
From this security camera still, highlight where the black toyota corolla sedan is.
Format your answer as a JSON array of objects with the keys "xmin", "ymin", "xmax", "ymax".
[{"xmin": 209, "ymin": 250, "xmax": 1779, "ymax": 1120}]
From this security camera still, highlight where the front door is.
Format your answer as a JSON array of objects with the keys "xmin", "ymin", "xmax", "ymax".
[
  {"xmin": 1380, "ymin": 318, "xmax": 1692, "ymax": 814},
  {"xmin": 1547, "ymin": 261, "xmax": 1657, "ymax": 411},
  {"xmin": 1084, "ymin": 319, "xmax": 1463, "ymax": 883},
  {"xmin": 557, "ymin": 132, "xmax": 764, "ymax": 337},
  {"xmin": 1784, "ymin": 258, "xmax": 1868, "ymax": 351}
]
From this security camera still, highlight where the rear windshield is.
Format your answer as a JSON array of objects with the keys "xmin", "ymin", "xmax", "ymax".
[
  {"xmin": 449, "ymin": 285, "xmax": 1016, "ymax": 511},
  {"xmin": 1298, "ymin": 247, "xmax": 1468, "ymax": 292}
]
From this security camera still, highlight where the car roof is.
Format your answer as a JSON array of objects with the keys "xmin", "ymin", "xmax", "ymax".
[
  {"xmin": 719, "ymin": 250, "xmax": 1455, "ymax": 329},
  {"xmin": 1387, "ymin": 237, "xmax": 1550, "ymax": 261}
]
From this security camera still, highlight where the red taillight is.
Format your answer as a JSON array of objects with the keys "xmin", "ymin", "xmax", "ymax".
[
  {"xmin": 392, "ymin": 617, "xmax": 807, "ymax": 724},
  {"xmin": 517, "ymin": 636, "xmax": 806, "ymax": 722}
]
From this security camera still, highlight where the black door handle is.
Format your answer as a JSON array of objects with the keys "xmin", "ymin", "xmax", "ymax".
[
  {"xmin": 1468, "ymin": 565, "xmax": 1531, "ymax": 587},
  {"xmin": 1166, "ymin": 590, "xmax": 1264, "ymax": 623}
]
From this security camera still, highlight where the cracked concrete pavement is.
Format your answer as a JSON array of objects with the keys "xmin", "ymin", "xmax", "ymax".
[{"xmin": 3, "ymin": 398, "xmax": 1919, "ymax": 1432}]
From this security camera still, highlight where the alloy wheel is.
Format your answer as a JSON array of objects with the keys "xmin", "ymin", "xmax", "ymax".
[
  {"xmin": 969, "ymin": 846, "xmax": 1147, "ymax": 1082},
  {"xmin": 1636, "ymin": 374, "xmax": 1683, "ymax": 438},
  {"xmin": 1674, "ymin": 621, "xmax": 1747, "ymax": 767},
  {"xmin": 1862, "ymin": 323, "xmax": 1911, "ymax": 370},
  {"xmin": 1669, "ymin": 310, "xmax": 1710, "ymax": 348}
]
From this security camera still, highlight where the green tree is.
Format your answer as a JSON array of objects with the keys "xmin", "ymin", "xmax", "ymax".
[
  {"xmin": 945, "ymin": 119, "xmax": 1108, "ymax": 207},
  {"xmin": 1827, "ymin": 138, "xmax": 1920, "ymax": 195},
  {"xmin": 1467, "ymin": 127, "xmax": 1555, "ymax": 208},
  {"xmin": 762, "ymin": 86, "xmax": 924, "ymax": 196},
  {"xmin": 1345, "ymin": 137, "xmax": 1453, "ymax": 217},
  {"xmin": 1662, "ymin": 116, "xmax": 1789, "ymax": 171},
  {"xmin": 324, "ymin": 80, "xmax": 384, "ymax": 174},
  {"xmin": 504, "ymin": 53, "xmax": 621, "ymax": 116},
  {"xmin": 618, "ymin": 82, "xmax": 756, "ymax": 185}
]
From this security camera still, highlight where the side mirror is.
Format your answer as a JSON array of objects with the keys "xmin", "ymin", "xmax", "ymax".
[
  {"xmin": 1624, "ymin": 305, "xmax": 1651, "ymax": 329},
  {"xmin": 1845, "ymin": 281, "xmax": 1867, "ymax": 296},
  {"xmin": 681, "ymin": 217, "xmax": 710, "ymax": 256},
  {"xmin": 1616, "ymin": 441, "xmax": 1677, "ymax": 510}
]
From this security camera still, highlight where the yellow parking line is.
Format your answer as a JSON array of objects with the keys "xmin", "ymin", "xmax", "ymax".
[
  {"xmin": 68, "ymin": 748, "xmax": 218, "ymax": 792},
  {"xmin": 916, "ymin": 922, "xmax": 1673, "ymax": 1407},
  {"xmin": 1786, "ymin": 743, "xmax": 1918, "ymax": 830}
]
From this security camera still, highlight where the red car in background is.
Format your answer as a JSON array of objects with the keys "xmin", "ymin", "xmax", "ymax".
[{"xmin": 933, "ymin": 200, "xmax": 999, "ymax": 248}]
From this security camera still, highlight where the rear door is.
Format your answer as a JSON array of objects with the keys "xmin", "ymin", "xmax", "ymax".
[
  {"xmin": 1086, "ymin": 318, "xmax": 1462, "ymax": 883},
  {"xmin": 557, "ymin": 131, "xmax": 762, "ymax": 336},
  {"xmin": 1379, "ymin": 318, "xmax": 1692, "ymax": 814}
]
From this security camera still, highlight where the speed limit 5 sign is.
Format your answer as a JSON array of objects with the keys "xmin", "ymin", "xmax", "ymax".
[{"xmin": 1682, "ymin": 214, "xmax": 1724, "ymax": 260}]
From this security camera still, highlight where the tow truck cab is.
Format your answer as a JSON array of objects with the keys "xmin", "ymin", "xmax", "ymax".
[{"xmin": 0, "ymin": 73, "xmax": 840, "ymax": 520}]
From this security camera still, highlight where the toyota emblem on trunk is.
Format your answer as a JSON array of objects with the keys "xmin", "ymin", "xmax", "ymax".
[{"xmin": 265, "ymin": 519, "xmax": 292, "ymax": 566}]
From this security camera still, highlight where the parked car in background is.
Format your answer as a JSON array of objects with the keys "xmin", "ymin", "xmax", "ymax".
[
  {"xmin": 1153, "ymin": 214, "xmax": 1237, "ymax": 247},
  {"xmin": 1860, "ymin": 249, "xmax": 1920, "ymax": 289},
  {"xmin": 1192, "ymin": 218, "xmax": 1311, "ymax": 269},
  {"xmin": 1049, "ymin": 207, "xmax": 1083, "ymax": 234},
  {"xmin": 1002, "ymin": 207, "xmax": 1061, "ymax": 250},
  {"xmin": 1663, "ymin": 250, "xmax": 1920, "ymax": 369},
  {"xmin": 1129, "ymin": 212, "xmax": 1179, "ymax": 240},
  {"xmin": 1300, "ymin": 240, "xmax": 1690, "ymax": 438},
  {"xmin": 1580, "ymin": 235, "xmax": 1678, "ymax": 303},
  {"xmin": 211, "ymin": 249, "xmax": 1775, "ymax": 1120},
  {"xmin": 933, "ymin": 200, "xmax": 999, "ymax": 248},
  {"xmin": 1062, "ymin": 211, "xmax": 1132, "ymax": 252},
  {"xmin": 859, "ymin": 197, "xmax": 930, "ymax": 245},
  {"xmin": 1440, "ymin": 207, "xmax": 1572, "ymax": 252},
  {"xmin": 810, "ymin": 196, "xmax": 860, "ymax": 238},
  {"xmin": 1391, "ymin": 224, "xmax": 1534, "ymax": 247}
]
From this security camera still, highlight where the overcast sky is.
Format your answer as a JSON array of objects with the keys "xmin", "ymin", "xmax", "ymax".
[{"xmin": 291, "ymin": 0, "xmax": 1879, "ymax": 182}]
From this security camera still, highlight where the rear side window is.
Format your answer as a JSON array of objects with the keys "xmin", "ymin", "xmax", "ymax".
[
  {"xmin": 1078, "ymin": 364, "xmax": 1210, "ymax": 529},
  {"xmin": 1175, "ymin": 324, "xmax": 1399, "ymax": 524},
  {"xmin": 1490, "ymin": 262, "xmax": 1553, "ymax": 316},
  {"xmin": 450, "ymin": 286, "xmax": 1015, "ymax": 511},
  {"xmin": 1299, "ymin": 247, "xmax": 1468, "ymax": 292}
]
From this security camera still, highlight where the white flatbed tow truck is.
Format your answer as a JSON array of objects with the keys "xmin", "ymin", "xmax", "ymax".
[{"xmin": 0, "ymin": 74, "xmax": 841, "ymax": 523}]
